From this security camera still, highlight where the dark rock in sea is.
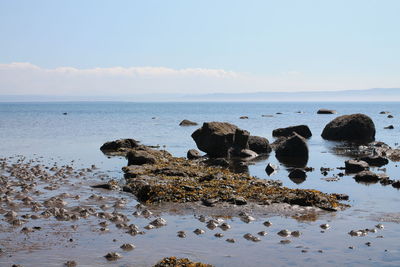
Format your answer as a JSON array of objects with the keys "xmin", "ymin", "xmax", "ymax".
[
  {"xmin": 100, "ymin": 138, "xmax": 140, "ymax": 153},
  {"xmin": 317, "ymin": 109, "xmax": 337, "ymax": 114},
  {"xmin": 63, "ymin": 112, "xmax": 68, "ymax": 115},
  {"xmin": 384, "ymin": 125, "xmax": 394, "ymax": 129},
  {"xmin": 179, "ymin": 119, "xmax": 198, "ymax": 126},
  {"xmin": 288, "ymin": 169, "xmax": 307, "ymax": 184},
  {"xmin": 265, "ymin": 163, "xmax": 277, "ymax": 176},
  {"xmin": 187, "ymin": 149, "xmax": 201, "ymax": 160},
  {"xmin": 248, "ymin": 135, "xmax": 271, "ymax": 154},
  {"xmin": 331, "ymin": 193, "xmax": 349, "ymax": 201},
  {"xmin": 354, "ymin": 171, "xmax": 380, "ymax": 183},
  {"xmin": 321, "ymin": 114, "xmax": 376, "ymax": 143},
  {"xmin": 387, "ymin": 115, "xmax": 394, "ymax": 118},
  {"xmin": 127, "ymin": 150, "xmax": 156, "ymax": 165},
  {"xmin": 360, "ymin": 156, "xmax": 389, "ymax": 167},
  {"xmin": 272, "ymin": 125, "xmax": 312, "ymax": 139},
  {"xmin": 380, "ymin": 111, "xmax": 390, "ymax": 114},
  {"xmin": 239, "ymin": 116, "xmax": 249, "ymax": 119},
  {"xmin": 191, "ymin": 122, "xmax": 249, "ymax": 158},
  {"xmin": 275, "ymin": 133, "xmax": 309, "ymax": 168},
  {"xmin": 392, "ymin": 181, "xmax": 400, "ymax": 189},
  {"xmin": 154, "ymin": 257, "xmax": 213, "ymax": 267},
  {"xmin": 345, "ymin": 160, "xmax": 369, "ymax": 173}
]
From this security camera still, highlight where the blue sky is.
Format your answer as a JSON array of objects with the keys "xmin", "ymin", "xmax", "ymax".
[{"xmin": 0, "ymin": 0, "xmax": 399, "ymax": 95}]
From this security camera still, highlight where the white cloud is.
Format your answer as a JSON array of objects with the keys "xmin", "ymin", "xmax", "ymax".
[{"xmin": 0, "ymin": 62, "xmax": 399, "ymax": 96}]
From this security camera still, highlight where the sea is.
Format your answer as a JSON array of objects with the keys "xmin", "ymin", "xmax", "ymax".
[{"xmin": 0, "ymin": 102, "xmax": 399, "ymax": 266}]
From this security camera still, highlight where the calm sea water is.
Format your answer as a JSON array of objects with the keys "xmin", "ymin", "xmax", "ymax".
[{"xmin": 0, "ymin": 102, "xmax": 399, "ymax": 266}]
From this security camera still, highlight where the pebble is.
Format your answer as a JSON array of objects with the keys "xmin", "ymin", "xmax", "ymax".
[
  {"xmin": 277, "ymin": 229, "xmax": 291, "ymax": 237},
  {"xmin": 320, "ymin": 224, "xmax": 330, "ymax": 230},
  {"xmin": 226, "ymin": 238, "xmax": 235, "ymax": 243},
  {"xmin": 280, "ymin": 239, "xmax": 291, "ymax": 244},
  {"xmin": 104, "ymin": 252, "xmax": 122, "ymax": 261},
  {"xmin": 291, "ymin": 231, "xmax": 301, "ymax": 237},
  {"xmin": 263, "ymin": 221, "xmax": 272, "ymax": 227},
  {"xmin": 219, "ymin": 222, "xmax": 231, "ymax": 231},
  {"xmin": 243, "ymin": 233, "xmax": 261, "ymax": 242},
  {"xmin": 258, "ymin": 231, "xmax": 267, "ymax": 236},
  {"xmin": 193, "ymin": 228, "xmax": 205, "ymax": 235},
  {"xmin": 120, "ymin": 243, "xmax": 135, "ymax": 251},
  {"xmin": 375, "ymin": 224, "xmax": 384, "ymax": 229},
  {"xmin": 214, "ymin": 233, "xmax": 224, "ymax": 238},
  {"xmin": 177, "ymin": 231, "xmax": 186, "ymax": 238},
  {"xmin": 65, "ymin": 260, "xmax": 77, "ymax": 267},
  {"xmin": 149, "ymin": 218, "xmax": 167, "ymax": 227}
]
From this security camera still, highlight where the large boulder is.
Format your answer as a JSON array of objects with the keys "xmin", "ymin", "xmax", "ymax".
[
  {"xmin": 248, "ymin": 136, "xmax": 272, "ymax": 154},
  {"xmin": 321, "ymin": 114, "xmax": 375, "ymax": 142},
  {"xmin": 272, "ymin": 125, "xmax": 312, "ymax": 139},
  {"xmin": 191, "ymin": 122, "xmax": 249, "ymax": 158},
  {"xmin": 275, "ymin": 133, "xmax": 309, "ymax": 167}
]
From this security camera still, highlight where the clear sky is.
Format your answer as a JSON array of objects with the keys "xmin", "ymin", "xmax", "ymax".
[{"xmin": 0, "ymin": 0, "xmax": 399, "ymax": 96}]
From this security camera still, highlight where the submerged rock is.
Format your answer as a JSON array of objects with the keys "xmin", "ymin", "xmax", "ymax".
[
  {"xmin": 100, "ymin": 138, "xmax": 140, "ymax": 155},
  {"xmin": 275, "ymin": 133, "xmax": 309, "ymax": 167},
  {"xmin": 384, "ymin": 125, "xmax": 394, "ymax": 129},
  {"xmin": 360, "ymin": 156, "xmax": 388, "ymax": 167},
  {"xmin": 354, "ymin": 171, "xmax": 380, "ymax": 183},
  {"xmin": 321, "ymin": 114, "xmax": 375, "ymax": 142},
  {"xmin": 179, "ymin": 119, "xmax": 198, "ymax": 126},
  {"xmin": 272, "ymin": 125, "xmax": 312, "ymax": 139},
  {"xmin": 288, "ymin": 169, "xmax": 307, "ymax": 184}
]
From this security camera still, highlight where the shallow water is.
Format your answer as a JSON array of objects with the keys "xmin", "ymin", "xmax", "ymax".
[{"xmin": 0, "ymin": 102, "xmax": 399, "ymax": 266}]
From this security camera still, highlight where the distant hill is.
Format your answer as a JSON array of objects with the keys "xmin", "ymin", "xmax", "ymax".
[{"xmin": 1, "ymin": 88, "xmax": 399, "ymax": 102}]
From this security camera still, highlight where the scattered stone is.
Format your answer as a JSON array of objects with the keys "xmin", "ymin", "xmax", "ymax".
[
  {"xmin": 320, "ymin": 224, "xmax": 330, "ymax": 230},
  {"xmin": 243, "ymin": 233, "xmax": 261, "ymax": 242},
  {"xmin": 388, "ymin": 115, "xmax": 394, "ymax": 118},
  {"xmin": 277, "ymin": 229, "xmax": 291, "ymax": 237},
  {"xmin": 214, "ymin": 233, "xmax": 224, "ymax": 238},
  {"xmin": 288, "ymin": 169, "xmax": 307, "ymax": 184},
  {"xmin": 272, "ymin": 125, "xmax": 312, "ymax": 139},
  {"xmin": 317, "ymin": 109, "xmax": 337, "ymax": 114},
  {"xmin": 263, "ymin": 221, "xmax": 272, "ymax": 227},
  {"xmin": 360, "ymin": 156, "xmax": 389, "ymax": 167},
  {"xmin": 291, "ymin": 231, "xmax": 301, "ymax": 237},
  {"xmin": 127, "ymin": 150, "xmax": 157, "ymax": 166},
  {"xmin": 177, "ymin": 231, "xmax": 186, "ymax": 238},
  {"xmin": 149, "ymin": 218, "xmax": 167, "ymax": 227},
  {"xmin": 258, "ymin": 231, "xmax": 267, "ymax": 236},
  {"xmin": 120, "ymin": 243, "xmax": 135, "ymax": 251},
  {"xmin": 375, "ymin": 224, "xmax": 384, "ymax": 229},
  {"xmin": 384, "ymin": 125, "xmax": 394, "ymax": 129},
  {"xmin": 321, "ymin": 114, "xmax": 375, "ymax": 142},
  {"xmin": 239, "ymin": 116, "xmax": 249, "ymax": 119},
  {"xmin": 392, "ymin": 181, "xmax": 400, "ymax": 188},
  {"xmin": 104, "ymin": 252, "xmax": 122, "ymax": 261},
  {"xmin": 100, "ymin": 139, "xmax": 139, "ymax": 154},
  {"xmin": 194, "ymin": 229, "xmax": 205, "ymax": 235},
  {"xmin": 226, "ymin": 238, "xmax": 235, "ymax": 243},
  {"xmin": 280, "ymin": 239, "xmax": 291, "ymax": 244},
  {"xmin": 65, "ymin": 261, "xmax": 77, "ymax": 267},
  {"xmin": 179, "ymin": 119, "xmax": 198, "ymax": 126}
]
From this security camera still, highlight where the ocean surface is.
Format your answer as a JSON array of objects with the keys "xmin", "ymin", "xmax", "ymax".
[{"xmin": 0, "ymin": 102, "xmax": 399, "ymax": 266}]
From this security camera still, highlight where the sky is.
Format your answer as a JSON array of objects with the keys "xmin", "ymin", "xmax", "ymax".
[{"xmin": 0, "ymin": 0, "xmax": 400, "ymax": 96}]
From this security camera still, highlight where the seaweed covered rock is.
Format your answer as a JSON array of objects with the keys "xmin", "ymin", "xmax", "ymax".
[
  {"xmin": 273, "ymin": 125, "xmax": 312, "ymax": 139},
  {"xmin": 191, "ymin": 122, "xmax": 249, "ymax": 158},
  {"xmin": 321, "ymin": 114, "xmax": 375, "ymax": 142},
  {"xmin": 154, "ymin": 257, "xmax": 213, "ymax": 267},
  {"xmin": 100, "ymin": 139, "xmax": 139, "ymax": 155},
  {"xmin": 122, "ymin": 146, "xmax": 346, "ymax": 211},
  {"xmin": 127, "ymin": 150, "xmax": 157, "ymax": 165},
  {"xmin": 248, "ymin": 136, "xmax": 272, "ymax": 154}
]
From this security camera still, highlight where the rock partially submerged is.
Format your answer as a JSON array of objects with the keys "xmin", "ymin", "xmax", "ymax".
[
  {"xmin": 274, "ymin": 133, "xmax": 309, "ymax": 168},
  {"xmin": 154, "ymin": 257, "xmax": 213, "ymax": 267},
  {"xmin": 354, "ymin": 171, "xmax": 380, "ymax": 183},
  {"xmin": 272, "ymin": 125, "xmax": 312, "ymax": 139},
  {"xmin": 100, "ymin": 138, "xmax": 140, "ymax": 155},
  {"xmin": 345, "ymin": 160, "xmax": 369, "ymax": 173},
  {"xmin": 122, "ymin": 144, "xmax": 346, "ymax": 211},
  {"xmin": 321, "ymin": 114, "xmax": 375, "ymax": 143},
  {"xmin": 179, "ymin": 119, "xmax": 198, "ymax": 126},
  {"xmin": 317, "ymin": 109, "xmax": 337, "ymax": 114}
]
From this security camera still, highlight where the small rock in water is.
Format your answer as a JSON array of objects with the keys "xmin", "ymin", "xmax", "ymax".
[
  {"xmin": 226, "ymin": 238, "xmax": 235, "ymax": 243},
  {"xmin": 177, "ymin": 231, "xmax": 186, "ymax": 238},
  {"xmin": 258, "ymin": 231, "xmax": 267, "ymax": 236},
  {"xmin": 206, "ymin": 220, "xmax": 219, "ymax": 230},
  {"xmin": 219, "ymin": 222, "xmax": 231, "ymax": 231},
  {"xmin": 265, "ymin": 163, "xmax": 277, "ymax": 176},
  {"xmin": 243, "ymin": 233, "xmax": 261, "ymax": 242},
  {"xmin": 280, "ymin": 239, "xmax": 291, "ymax": 244},
  {"xmin": 277, "ymin": 229, "xmax": 291, "ymax": 237},
  {"xmin": 149, "ymin": 217, "xmax": 167, "ymax": 227},
  {"xmin": 120, "ymin": 243, "xmax": 135, "ymax": 251},
  {"xmin": 241, "ymin": 215, "xmax": 255, "ymax": 223},
  {"xmin": 365, "ymin": 242, "xmax": 372, "ymax": 247},
  {"xmin": 263, "ymin": 221, "xmax": 272, "ymax": 227},
  {"xmin": 214, "ymin": 233, "xmax": 224, "ymax": 238},
  {"xmin": 320, "ymin": 224, "xmax": 330, "ymax": 230},
  {"xmin": 104, "ymin": 252, "xmax": 122, "ymax": 261},
  {"xmin": 193, "ymin": 228, "xmax": 205, "ymax": 235},
  {"xmin": 64, "ymin": 261, "xmax": 77, "ymax": 267},
  {"xmin": 291, "ymin": 231, "xmax": 301, "ymax": 237},
  {"xmin": 375, "ymin": 223, "xmax": 384, "ymax": 229}
]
